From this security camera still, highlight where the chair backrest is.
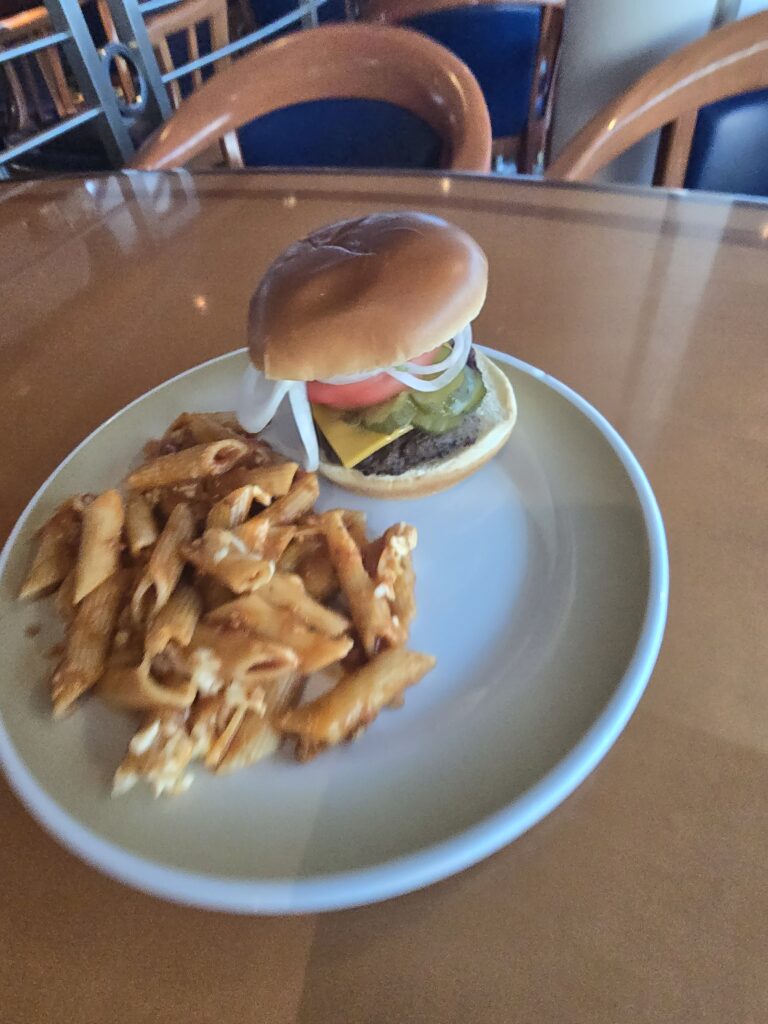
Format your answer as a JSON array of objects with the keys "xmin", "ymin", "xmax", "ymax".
[
  {"xmin": 0, "ymin": 1, "xmax": 136, "ymax": 120},
  {"xmin": 133, "ymin": 23, "xmax": 492, "ymax": 171},
  {"xmin": 250, "ymin": 0, "xmax": 351, "ymax": 25},
  {"xmin": 362, "ymin": 0, "xmax": 565, "ymax": 172},
  {"xmin": 684, "ymin": 86, "xmax": 768, "ymax": 197},
  {"xmin": 0, "ymin": 6, "xmax": 77, "ymax": 126},
  {"xmin": 146, "ymin": 0, "xmax": 230, "ymax": 110},
  {"xmin": 547, "ymin": 9, "xmax": 768, "ymax": 185}
]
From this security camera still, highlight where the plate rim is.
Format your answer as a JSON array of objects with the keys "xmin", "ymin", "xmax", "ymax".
[{"xmin": 0, "ymin": 347, "xmax": 669, "ymax": 914}]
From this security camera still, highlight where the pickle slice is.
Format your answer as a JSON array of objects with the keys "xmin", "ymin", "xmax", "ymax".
[
  {"xmin": 343, "ymin": 364, "xmax": 486, "ymax": 436},
  {"xmin": 411, "ymin": 368, "xmax": 486, "ymax": 434},
  {"xmin": 346, "ymin": 392, "xmax": 416, "ymax": 434}
]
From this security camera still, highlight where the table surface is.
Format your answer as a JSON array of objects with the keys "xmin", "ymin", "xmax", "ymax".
[{"xmin": 1, "ymin": 170, "xmax": 766, "ymax": 1024}]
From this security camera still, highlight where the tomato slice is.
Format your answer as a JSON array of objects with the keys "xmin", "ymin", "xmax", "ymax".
[{"xmin": 307, "ymin": 349, "xmax": 438, "ymax": 409}]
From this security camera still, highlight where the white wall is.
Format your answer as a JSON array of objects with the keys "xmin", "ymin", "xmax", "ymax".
[{"xmin": 550, "ymin": 0, "xmax": 721, "ymax": 184}]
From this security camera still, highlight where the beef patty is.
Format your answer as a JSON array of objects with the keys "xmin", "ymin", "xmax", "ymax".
[{"xmin": 319, "ymin": 414, "xmax": 481, "ymax": 476}]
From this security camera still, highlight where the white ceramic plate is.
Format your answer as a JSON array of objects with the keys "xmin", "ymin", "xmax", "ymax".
[{"xmin": 0, "ymin": 349, "xmax": 667, "ymax": 913}]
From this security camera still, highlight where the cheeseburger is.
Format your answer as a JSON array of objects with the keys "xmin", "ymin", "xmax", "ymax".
[{"xmin": 238, "ymin": 211, "xmax": 516, "ymax": 498}]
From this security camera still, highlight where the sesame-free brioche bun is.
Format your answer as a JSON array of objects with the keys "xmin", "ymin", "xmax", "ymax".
[
  {"xmin": 318, "ymin": 352, "xmax": 517, "ymax": 499},
  {"xmin": 248, "ymin": 211, "xmax": 488, "ymax": 382}
]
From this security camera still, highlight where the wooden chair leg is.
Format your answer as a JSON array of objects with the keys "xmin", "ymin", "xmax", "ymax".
[
  {"xmin": 654, "ymin": 110, "xmax": 699, "ymax": 188},
  {"xmin": 220, "ymin": 129, "xmax": 244, "ymax": 168},
  {"xmin": 156, "ymin": 39, "xmax": 183, "ymax": 108},
  {"xmin": 491, "ymin": 134, "xmax": 520, "ymax": 167},
  {"xmin": 36, "ymin": 46, "xmax": 77, "ymax": 117}
]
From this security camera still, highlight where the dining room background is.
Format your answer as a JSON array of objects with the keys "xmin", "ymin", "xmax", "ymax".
[{"xmin": 1, "ymin": 0, "xmax": 766, "ymax": 195}]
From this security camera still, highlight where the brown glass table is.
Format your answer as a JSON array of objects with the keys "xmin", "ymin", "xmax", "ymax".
[{"xmin": 1, "ymin": 171, "xmax": 766, "ymax": 1023}]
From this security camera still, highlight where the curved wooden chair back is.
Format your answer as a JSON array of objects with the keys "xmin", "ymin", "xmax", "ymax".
[
  {"xmin": 133, "ymin": 23, "xmax": 492, "ymax": 172},
  {"xmin": 146, "ymin": 0, "xmax": 230, "ymax": 110},
  {"xmin": 548, "ymin": 9, "xmax": 768, "ymax": 185},
  {"xmin": 361, "ymin": 0, "xmax": 565, "ymax": 172}
]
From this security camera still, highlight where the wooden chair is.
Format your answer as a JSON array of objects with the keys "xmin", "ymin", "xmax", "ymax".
[
  {"xmin": 0, "ymin": 6, "xmax": 77, "ymax": 126},
  {"xmin": 145, "ymin": 0, "xmax": 230, "ymax": 110},
  {"xmin": 362, "ymin": 0, "xmax": 566, "ymax": 173},
  {"xmin": 132, "ymin": 23, "xmax": 492, "ymax": 171},
  {"xmin": 0, "ymin": 0, "xmax": 137, "ymax": 123},
  {"xmin": 547, "ymin": 9, "xmax": 768, "ymax": 186}
]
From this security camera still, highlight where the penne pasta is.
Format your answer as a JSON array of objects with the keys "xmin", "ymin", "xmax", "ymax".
[
  {"xmin": 340, "ymin": 509, "xmax": 367, "ymax": 551},
  {"xmin": 73, "ymin": 490, "xmax": 124, "ymax": 605},
  {"xmin": 280, "ymin": 648, "xmax": 436, "ymax": 754},
  {"xmin": 373, "ymin": 523, "xmax": 418, "ymax": 644},
  {"xmin": 293, "ymin": 509, "xmax": 367, "ymax": 543},
  {"xmin": 206, "ymin": 485, "xmax": 259, "ymax": 530},
  {"xmin": 235, "ymin": 521, "xmax": 296, "ymax": 564},
  {"xmin": 51, "ymin": 570, "xmax": 129, "ymax": 717},
  {"xmin": 296, "ymin": 546, "xmax": 339, "ymax": 602},
  {"xmin": 151, "ymin": 484, "xmax": 211, "ymax": 527},
  {"xmin": 211, "ymin": 461, "xmax": 298, "ymax": 503},
  {"xmin": 185, "ymin": 621, "xmax": 299, "ymax": 697},
  {"xmin": 322, "ymin": 510, "xmax": 393, "ymax": 656},
  {"xmin": 207, "ymin": 592, "xmax": 352, "ymax": 673},
  {"xmin": 19, "ymin": 498, "xmax": 85, "ymax": 601},
  {"xmin": 192, "ymin": 669, "xmax": 302, "ymax": 773},
  {"xmin": 276, "ymin": 534, "xmax": 319, "ymax": 573},
  {"xmin": 113, "ymin": 709, "xmax": 196, "ymax": 797},
  {"xmin": 145, "ymin": 583, "xmax": 202, "ymax": 657},
  {"xmin": 189, "ymin": 694, "xmax": 233, "ymax": 758},
  {"xmin": 197, "ymin": 576, "xmax": 235, "ymax": 613},
  {"xmin": 98, "ymin": 655, "xmax": 196, "ymax": 711},
  {"xmin": 170, "ymin": 411, "xmax": 244, "ymax": 444},
  {"xmin": 391, "ymin": 555, "xmax": 416, "ymax": 641},
  {"xmin": 233, "ymin": 515, "xmax": 270, "ymax": 552},
  {"xmin": 126, "ymin": 439, "xmax": 249, "ymax": 492},
  {"xmin": 213, "ymin": 708, "xmax": 279, "ymax": 772},
  {"xmin": 53, "ymin": 567, "xmax": 78, "ymax": 624},
  {"xmin": 216, "ymin": 680, "xmax": 300, "ymax": 774},
  {"xmin": 242, "ymin": 472, "xmax": 319, "ymax": 529},
  {"xmin": 19, "ymin": 408, "xmax": 429, "ymax": 795},
  {"xmin": 184, "ymin": 528, "xmax": 275, "ymax": 594},
  {"xmin": 260, "ymin": 573, "xmax": 350, "ymax": 637},
  {"xmin": 132, "ymin": 502, "xmax": 194, "ymax": 624},
  {"xmin": 204, "ymin": 705, "xmax": 247, "ymax": 769},
  {"xmin": 125, "ymin": 493, "xmax": 158, "ymax": 558}
]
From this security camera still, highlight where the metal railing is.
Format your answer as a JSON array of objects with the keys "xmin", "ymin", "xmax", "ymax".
[
  {"xmin": 1, "ymin": 0, "xmax": 335, "ymax": 176},
  {"xmin": 0, "ymin": 0, "xmax": 137, "ymax": 175},
  {"xmin": 106, "ymin": 0, "xmax": 327, "ymax": 119}
]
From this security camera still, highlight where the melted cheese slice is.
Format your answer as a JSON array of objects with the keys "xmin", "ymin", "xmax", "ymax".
[{"xmin": 312, "ymin": 404, "xmax": 412, "ymax": 469}]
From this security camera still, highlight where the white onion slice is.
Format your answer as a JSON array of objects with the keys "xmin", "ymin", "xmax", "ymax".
[
  {"xmin": 318, "ymin": 365, "xmax": 386, "ymax": 386},
  {"xmin": 287, "ymin": 381, "xmax": 319, "ymax": 472},
  {"xmin": 318, "ymin": 324, "xmax": 472, "ymax": 388},
  {"xmin": 236, "ymin": 367, "xmax": 291, "ymax": 433},
  {"xmin": 386, "ymin": 325, "xmax": 472, "ymax": 392},
  {"xmin": 399, "ymin": 324, "xmax": 471, "ymax": 376}
]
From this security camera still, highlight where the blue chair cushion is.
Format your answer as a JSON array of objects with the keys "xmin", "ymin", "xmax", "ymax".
[
  {"xmin": 165, "ymin": 21, "xmax": 215, "ymax": 100},
  {"xmin": 249, "ymin": 0, "xmax": 347, "ymax": 28},
  {"xmin": 402, "ymin": 4, "xmax": 540, "ymax": 138},
  {"xmin": 317, "ymin": 0, "xmax": 348, "ymax": 22},
  {"xmin": 236, "ymin": 98, "xmax": 443, "ymax": 168},
  {"xmin": 685, "ymin": 87, "xmax": 768, "ymax": 198}
]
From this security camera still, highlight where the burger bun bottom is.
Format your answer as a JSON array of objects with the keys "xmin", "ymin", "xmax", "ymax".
[{"xmin": 318, "ymin": 352, "xmax": 517, "ymax": 499}]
